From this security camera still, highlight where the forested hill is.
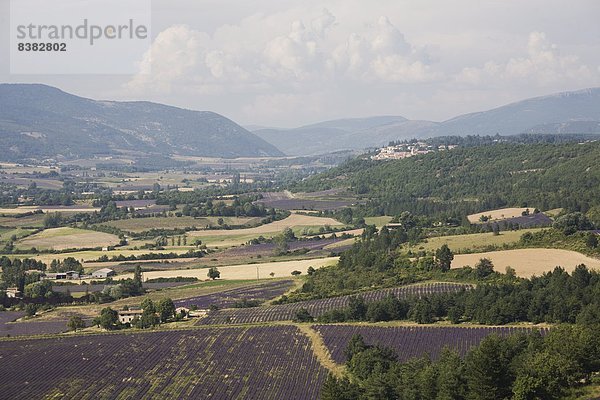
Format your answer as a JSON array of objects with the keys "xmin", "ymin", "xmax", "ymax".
[
  {"xmin": 291, "ymin": 141, "xmax": 600, "ymax": 218},
  {"xmin": 0, "ymin": 84, "xmax": 284, "ymax": 161}
]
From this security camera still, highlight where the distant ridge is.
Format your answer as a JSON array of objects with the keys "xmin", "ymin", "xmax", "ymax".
[
  {"xmin": 0, "ymin": 84, "xmax": 284, "ymax": 161},
  {"xmin": 252, "ymin": 88, "xmax": 600, "ymax": 156}
]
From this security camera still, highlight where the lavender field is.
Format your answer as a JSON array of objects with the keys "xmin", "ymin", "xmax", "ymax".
[
  {"xmin": 0, "ymin": 326, "xmax": 328, "ymax": 400},
  {"xmin": 492, "ymin": 213, "xmax": 553, "ymax": 229},
  {"xmin": 314, "ymin": 324, "xmax": 549, "ymax": 364},
  {"xmin": 198, "ymin": 282, "xmax": 471, "ymax": 325},
  {"xmin": 174, "ymin": 279, "xmax": 294, "ymax": 309},
  {"xmin": 0, "ymin": 311, "xmax": 91, "ymax": 337}
]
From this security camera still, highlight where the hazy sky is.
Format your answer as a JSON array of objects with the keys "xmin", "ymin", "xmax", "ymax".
[{"xmin": 1, "ymin": 0, "xmax": 600, "ymax": 127}]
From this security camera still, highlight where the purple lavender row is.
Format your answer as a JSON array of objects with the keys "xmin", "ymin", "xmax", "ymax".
[
  {"xmin": 314, "ymin": 324, "xmax": 550, "ymax": 364},
  {"xmin": 198, "ymin": 282, "xmax": 472, "ymax": 325},
  {"xmin": 0, "ymin": 326, "xmax": 328, "ymax": 400},
  {"xmin": 174, "ymin": 279, "xmax": 294, "ymax": 309}
]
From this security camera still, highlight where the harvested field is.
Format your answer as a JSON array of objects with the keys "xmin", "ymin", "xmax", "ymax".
[
  {"xmin": 468, "ymin": 207, "xmax": 537, "ymax": 223},
  {"xmin": 187, "ymin": 213, "xmax": 344, "ymax": 238},
  {"xmin": 115, "ymin": 257, "xmax": 339, "ymax": 281},
  {"xmin": 452, "ymin": 248, "xmax": 600, "ymax": 277},
  {"xmin": 16, "ymin": 227, "xmax": 120, "ymax": 251},
  {"xmin": 314, "ymin": 325, "xmax": 549, "ymax": 364},
  {"xmin": 0, "ymin": 326, "xmax": 329, "ymax": 399},
  {"xmin": 413, "ymin": 229, "xmax": 543, "ymax": 253},
  {"xmin": 198, "ymin": 283, "xmax": 472, "ymax": 325}
]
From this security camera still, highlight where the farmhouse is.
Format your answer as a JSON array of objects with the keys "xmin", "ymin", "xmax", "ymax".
[
  {"xmin": 44, "ymin": 271, "xmax": 81, "ymax": 280},
  {"xmin": 92, "ymin": 268, "xmax": 116, "ymax": 279},
  {"xmin": 176, "ymin": 307, "xmax": 190, "ymax": 317},
  {"xmin": 6, "ymin": 287, "xmax": 22, "ymax": 298},
  {"xmin": 118, "ymin": 309, "xmax": 143, "ymax": 324}
]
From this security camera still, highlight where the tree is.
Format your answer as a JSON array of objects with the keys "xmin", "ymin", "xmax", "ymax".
[
  {"xmin": 67, "ymin": 316, "xmax": 86, "ymax": 332},
  {"xmin": 98, "ymin": 307, "xmax": 119, "ymax": 330},
  {"xmin": 141, "ymin": 298, "xmax": 156, "ymax": 313},
  {"xmin": 344, "ymin": 334, "xmax": 368, "ymax": 362},
  {"xmin": 156, "ymin": 298, "xmax": 176, "ymax": 323},
  {"xmin": 133, "ymin": 265, "xmax": 143, "ymax": 292},
  {"xmin": 136, "ymin": 298, "xmax": 159, "ymax": 328},
  {"xmin": 293, "ymin": 308, "xmax": 314, "ymax": 322},
  {"xmin": 207, "ymin": 267, "xmax": 220, "ymax": 280},
  {"xmin": 492, "ymin": 224, "xmax": 500, "ymax": 236},
  {"xmin": 513, "ymin": 350, "xmax": 577, "ymax": 400},
  {"xmin": 24, "ymin": 303, "xmax": 38, "ymax": 317},
  {"xmin": 321, "ymin": 374, "xmax": 361, "ymax": 400},
  {"xmin": 435, "ymin": 245, "xmax": 454, "ymax": 272},
  {"xmin": 43, "ymin": 212, "xmax": 63, "ymax": 228},
  {"xmin": 436, "ymin": 348, "xmax": 466, "ymax": 399},
  {"xmin": 464, "ymin": 335, "xmax": 518, "ymax": 400},
  {"xmin": 475, "ymin": 258, "xmax": 495, "ymax": 279},
  {"xmin": 586, "ymin": 232, "xmax": 598, "ymax": 249},
  {"xmin": 553, "ymin": 212, "xmax": 593, "ymax": 235},
  {"xmin": 24, "ymin": 280, "xmax": 53, "ymax": 299},
  {"xmin": 347, "ymin": 296, "xmax": 367, "ymax": 321},
  {"xmin": 50, "ymin": 257, "xmax": 83, "ymax": 274},
  {"xmin": 307, "ymin": 266, "xmax": 316, "ymax": 276}
]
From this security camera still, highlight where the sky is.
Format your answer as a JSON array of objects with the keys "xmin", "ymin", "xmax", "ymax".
[{"xmin": 1, "ymin": 0, "xmax": 600, "ymax": 127}]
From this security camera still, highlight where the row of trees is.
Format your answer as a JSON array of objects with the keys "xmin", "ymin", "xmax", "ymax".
[{"xmin": 310, "ymin": 263, "xmax": 600, "ymax": 326}]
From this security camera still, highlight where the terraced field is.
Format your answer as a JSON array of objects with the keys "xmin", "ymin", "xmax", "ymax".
[{"xmin": 198, "ymin": 282, "xmax": 471, "ymax": 325}]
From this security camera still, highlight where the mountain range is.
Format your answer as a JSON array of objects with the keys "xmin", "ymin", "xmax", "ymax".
[
  {"xmin": 2, "ymin": 84, "xmax": 600, "ymax": 161},
  {"xmin": 0, "ymin": 84, "xmax": 283, "ymax": 161},
  {"xmin": 252, "ymin": 88, "xmax": 600, "ymax": 155}
]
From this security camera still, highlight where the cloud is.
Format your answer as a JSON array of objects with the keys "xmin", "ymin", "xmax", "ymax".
[
  {"xmin": 455, "ymin": 31, "xmax": 595, "ymax": 88},
  {"xmin": 127, "ymin": 25, "xmax": 210, "ymax": 93},
  {"xmin": 328, "ymin": 16, "xmax": 440, "ymax": 83},
  {"xmin": 127, "ymin": 10, "xmax": 439, "ymax": 95},
  {"xmin": 115, "ymin": 4, "xmax": 600, "ymax": 126}
]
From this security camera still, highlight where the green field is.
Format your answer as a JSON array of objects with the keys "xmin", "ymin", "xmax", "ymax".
[
  {"xmin": 0, "ymin": 227, "xmax": 35, "ymax": 242},
  {"xmin": 364, "ymin": 216, "xmax": 393, "ymax": 227},
  {"xmin": 408, "ymin": 228, "xmax": 545, "ymax": 253}
]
